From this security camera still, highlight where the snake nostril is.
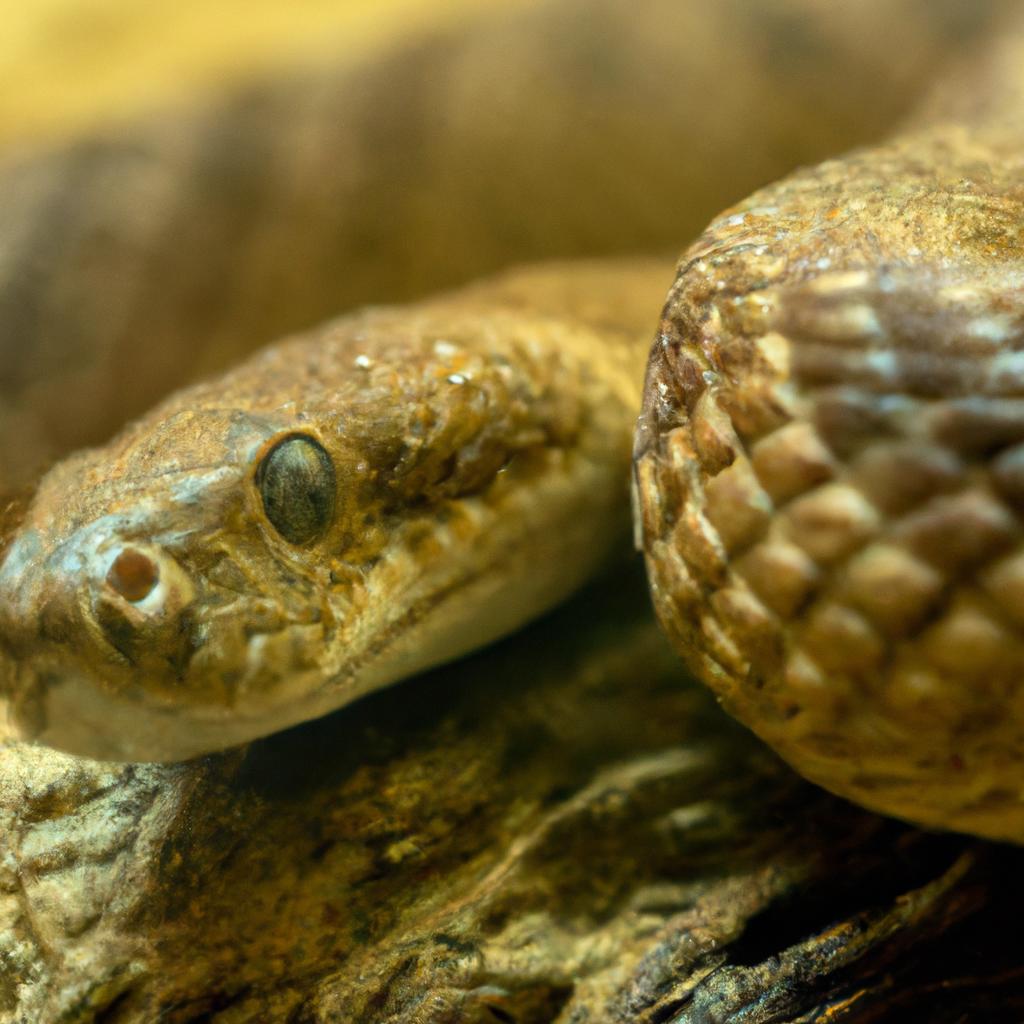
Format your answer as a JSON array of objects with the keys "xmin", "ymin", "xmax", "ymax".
[{"xmin": 106, "ymin": 548, "xmax": 160, "ymax": 602}]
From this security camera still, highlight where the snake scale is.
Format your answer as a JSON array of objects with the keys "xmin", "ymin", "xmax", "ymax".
[{"xmin": 2, "ymin": 0, "xmax": 1024, "ymax": 843}]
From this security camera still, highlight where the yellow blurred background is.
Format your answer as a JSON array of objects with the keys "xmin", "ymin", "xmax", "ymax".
[{"xmin": 0, "ymin": 0, "xmax": 528, "ymax": 146}]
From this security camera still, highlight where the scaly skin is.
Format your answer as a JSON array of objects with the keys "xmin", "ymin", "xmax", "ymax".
[
  {"xmin": 635, "ymin": 20, "xmax": 1024, "ymax": 842},
  {"xmin": 2, "ymin": 1, "xmax": 1024, "ymax": 845}
]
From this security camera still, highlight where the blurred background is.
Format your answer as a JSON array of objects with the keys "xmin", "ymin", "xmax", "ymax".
[
  {"xmin": 0, "ymin": 0, "xmax": 535, "ymax": 145},
  {"xmin": 0, "ymin": 0, "xmax": 1013, "ymax": 494}
]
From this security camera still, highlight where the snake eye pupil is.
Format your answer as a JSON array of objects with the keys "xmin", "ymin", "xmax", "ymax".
[{"xmin": 256, "ymin": 435, "xmax": 336, "ymax": 545}]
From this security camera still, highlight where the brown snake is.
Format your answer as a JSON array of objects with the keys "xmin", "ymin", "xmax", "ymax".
[{"xmin": 2, "ymin": 1, "xmax": 1024, "ymax": 843}]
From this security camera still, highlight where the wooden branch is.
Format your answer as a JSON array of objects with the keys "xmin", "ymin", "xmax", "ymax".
[{"xmin": 2, "ymin": 566, "xmax": 1020, "ymax": 1022}]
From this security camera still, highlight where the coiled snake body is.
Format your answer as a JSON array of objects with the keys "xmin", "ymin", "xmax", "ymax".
[{"xmin": 2, "ymin": 1, "xmax": 1024, "ymax": 842}]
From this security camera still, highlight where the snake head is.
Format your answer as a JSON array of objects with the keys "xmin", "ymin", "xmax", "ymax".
[
  {"xmin": 0, "ymin": 406, "xmax": 332, "ymax": 759},
  {"xmin": 0, "ymin": 290, "xmax": 639, "ymax": 761}
]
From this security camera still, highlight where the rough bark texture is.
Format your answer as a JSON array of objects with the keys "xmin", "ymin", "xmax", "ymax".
[{"xmin": 2, "ymin": 568, "xmax": 1023, "ymax": 1023}]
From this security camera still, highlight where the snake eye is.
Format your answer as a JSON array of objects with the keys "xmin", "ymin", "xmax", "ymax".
[{"xmin": 256, "ymin": 435, "xmax": 336, "ymax": 545}]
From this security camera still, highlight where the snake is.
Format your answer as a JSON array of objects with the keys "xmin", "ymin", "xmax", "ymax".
[{"xmin": 1, "ymin": 0, "xmax": 1024, "ymax": 844}]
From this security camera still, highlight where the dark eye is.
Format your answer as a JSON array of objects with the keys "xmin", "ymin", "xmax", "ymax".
[{"xmin": 256, "ymin": 435, "xmax": 336, "ymax": 545}]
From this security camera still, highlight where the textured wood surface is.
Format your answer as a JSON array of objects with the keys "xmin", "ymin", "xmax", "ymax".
[{"xmin": 3, "ymin": 569, "xmax": 1023, "ymax": 1023}]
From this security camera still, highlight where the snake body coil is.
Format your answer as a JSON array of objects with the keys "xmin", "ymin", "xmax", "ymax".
[
  {"xmin": 636, "ymin": 25, "xmax": 1024, "ymax": 841},
  {"xmin": 2, "ymin": 1, "xmax": 1024, "ymax": 842}
]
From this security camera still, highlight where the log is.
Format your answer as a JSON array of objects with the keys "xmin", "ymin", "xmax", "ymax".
[{"xmin": 2, "ymin": 566, "xmax": 1021, "ymax": 1023}]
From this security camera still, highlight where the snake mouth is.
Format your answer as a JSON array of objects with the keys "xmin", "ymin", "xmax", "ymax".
[{"xmin": 0, "ymin": 565, "xmax": 505, "ymax": 762}]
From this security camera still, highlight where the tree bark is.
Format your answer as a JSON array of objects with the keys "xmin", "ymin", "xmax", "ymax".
[{"xmin": 2, "ymin": 566, "xmax": 1021, "ymax": 1023}]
